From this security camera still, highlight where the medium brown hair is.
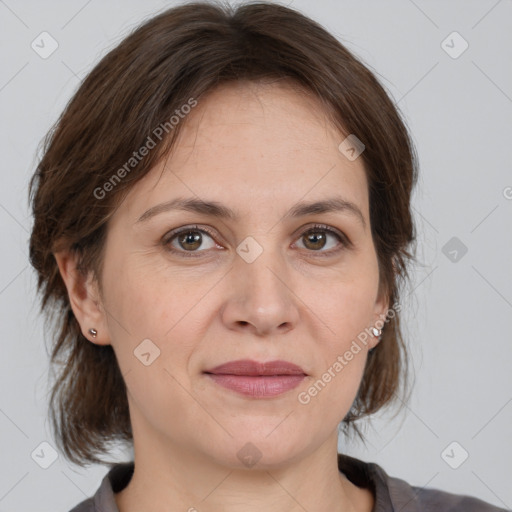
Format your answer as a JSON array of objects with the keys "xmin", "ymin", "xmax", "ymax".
[{"xmin": 29, "ymin": 0, "xmax": 418, "ymax": 466}]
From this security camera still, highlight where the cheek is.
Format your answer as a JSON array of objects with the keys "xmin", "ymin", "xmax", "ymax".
[
  {"xmin": 290, "ymin": 270, "xmax": 377, "ymax": 423},
  {"xmin": 103, "ymin": 249, "xmax": 205, "ymax": 338},
  {"xmin": 102, "ymin": 260, "xmax": 206, "ymax": 437},
  {"xmin": 313, "ymin": 267, "xmax": 379, "ymax": 345},
  {"xmin": 302, "ymin": 267, "xmax": 377, "ymax": 403},
  {"xmin": 100, "ymin": 254, "xmax": 202, "ymax": 389},
  {"xmin": 295, "ymin": 332, "xmax": 368, "ymax": 435}
]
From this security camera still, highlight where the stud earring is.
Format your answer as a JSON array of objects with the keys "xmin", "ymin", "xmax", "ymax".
[
  {"xmin": 371, "ymin": 326, "xmax": 382, "ymax": 337},
  {"xmin": 88, "ymin": 328, "xmax": 98, "ymax": 338}
]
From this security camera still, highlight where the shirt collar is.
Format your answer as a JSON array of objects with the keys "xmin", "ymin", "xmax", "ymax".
[
  {"xmin": 89, "ymin": 454, "xmax": 418, "ymax": 512},
  {"xmin": 338, "ymin": 453, "xmax": 419, "ymax": 512}
]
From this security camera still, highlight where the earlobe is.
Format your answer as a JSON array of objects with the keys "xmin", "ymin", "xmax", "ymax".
[
  {"xmin": 53, "ymin": 250, "xmax": 110, "ymax": 345},
  {"xmin": 373, "ymin": 285, "xmax": 390, "ymax": 319},
  {"xmin": 370, "ymin": 287, "xmax": 390, "ymax": 349}
]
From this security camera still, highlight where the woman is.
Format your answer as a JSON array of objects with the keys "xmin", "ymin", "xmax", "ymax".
[{"xmin": 28, "ymin": 2, "xmax": 508, "ymax": 511}]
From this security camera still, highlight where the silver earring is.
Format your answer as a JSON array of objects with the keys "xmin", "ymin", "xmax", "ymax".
[
  {"xmin": 88, "ymin": 328, "xmax": 98, "ymax": 338},
  {"xmin": 371, "ymin": 326, "xmax": 382, "ymax": 337}
]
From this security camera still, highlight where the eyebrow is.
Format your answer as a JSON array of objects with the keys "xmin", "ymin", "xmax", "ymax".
[{"xmin": 136, "ymin": 196, "xmax": 366, "ymax": 229}]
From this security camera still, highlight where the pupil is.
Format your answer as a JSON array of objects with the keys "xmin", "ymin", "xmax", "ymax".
[
  {"xmin": 181, "ymin": 231, "xmax": 201, "ymax": 250},
  {"xmin": 306, "ymin": 232, "xmax": 325, "ymax": 250}
]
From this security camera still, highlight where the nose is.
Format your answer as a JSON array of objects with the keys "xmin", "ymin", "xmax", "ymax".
[{"xmin": 221, "ymin": 243, "xmax": 300, "ymax": 337}]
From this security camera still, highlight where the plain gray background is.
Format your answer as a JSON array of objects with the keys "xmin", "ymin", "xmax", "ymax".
[{"xmin": 0, "ymin": 0, "xmax": 511, "ymax": 510}]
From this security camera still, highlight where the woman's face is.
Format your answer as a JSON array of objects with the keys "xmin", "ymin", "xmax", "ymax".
[{"xmin": 92, "ymin": 81, "xmax": 388, "ymax": 468}]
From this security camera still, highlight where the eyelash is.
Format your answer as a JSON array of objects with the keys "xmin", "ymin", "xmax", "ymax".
[{"xmin": 162, "ymin": 224, "xmax": 351, "ymax": 258}]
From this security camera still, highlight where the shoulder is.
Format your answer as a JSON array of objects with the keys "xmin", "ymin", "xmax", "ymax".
[
  {"xmin": 411, "ymin": 482, "xmax": 510, "ymax": 512},
  {"xmin": 67, "ymin": 497, "xmax": 94, "ymax": 512},
  {"xmin": 338, "ymin": 453, "xmax": 510, "ymax": 512},
  {"xmin": 385, "ymin": 470, "xmax": 510, "ymax": 512},
  {"xmin": 65, "ymin": 462, "xmax": 134, "ymax": 512}
]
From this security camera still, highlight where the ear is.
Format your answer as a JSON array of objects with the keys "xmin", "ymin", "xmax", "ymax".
[
  {"xmin": 54, "ymin": 250, "xmax": 110, "ymax": 345},
  {"xmin": 370, "ymin": 282, "xmax": 390, "ymax": 350}
]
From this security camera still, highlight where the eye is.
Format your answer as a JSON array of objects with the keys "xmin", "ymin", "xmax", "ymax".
[
  {"xmin": 162, "ymin": 223, "xmax": 350, "ymax": 258},
  {"xmin": 293, "ymin": 224, "xmax": 348, "ymax": 255},
  {"xmin": 163, "ymin": 225, "xmax": 219, "ymax": 257}
]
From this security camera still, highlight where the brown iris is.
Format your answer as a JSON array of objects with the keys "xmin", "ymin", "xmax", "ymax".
[
  {"xmin": 302, "ymin": 231, "xmax": 327, "ymax": 251},
  {"xmin": 178, "ymin": 231, "xmax": 203, "ymax": 251}
]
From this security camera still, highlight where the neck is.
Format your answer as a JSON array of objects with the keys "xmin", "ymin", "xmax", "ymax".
[{"xmin": 115, "ymin": 427, "xmax": 373, "ymax": 512}]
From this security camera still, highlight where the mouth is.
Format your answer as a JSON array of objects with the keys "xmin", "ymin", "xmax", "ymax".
[{"xmin": 203, "ymin": 359, "xmax": 307, "ymax": 398}]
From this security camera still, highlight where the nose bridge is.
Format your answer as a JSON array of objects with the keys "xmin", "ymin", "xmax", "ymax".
[
  {"xmin": 223, "ymin": 234, "xmax": 299, "ymax": 335},
  {"xmin": 237, "ymin": 235, "xmax": 288, "ymax": 304}
]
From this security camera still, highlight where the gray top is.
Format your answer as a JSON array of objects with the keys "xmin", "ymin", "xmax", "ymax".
[{"xmin": 69, "ymin": 454, "xmax": 510, "ymax": 512}]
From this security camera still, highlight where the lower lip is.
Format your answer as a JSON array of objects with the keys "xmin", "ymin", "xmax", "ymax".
[{"xmin": 205, "ymin": 374, "xmax": 306, "ymax": 397}]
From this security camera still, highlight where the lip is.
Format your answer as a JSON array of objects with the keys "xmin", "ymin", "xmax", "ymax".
[
  {"xmin": 206, "ymin": 359, "xmax": 306, "ymax": 376},
  {"xmin": 204, "ymin": 359, "xmax": 307, "ymax": 398}
]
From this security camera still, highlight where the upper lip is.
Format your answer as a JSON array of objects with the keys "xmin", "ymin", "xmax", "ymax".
[{"xmin": 204, "ymin": 359, "xmax": 307, "ymax": 376}]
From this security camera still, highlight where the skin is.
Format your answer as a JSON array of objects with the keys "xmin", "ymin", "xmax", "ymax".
[{"xmin": 55, "ymin": 80, "xmax": 388, "ymax": 512}]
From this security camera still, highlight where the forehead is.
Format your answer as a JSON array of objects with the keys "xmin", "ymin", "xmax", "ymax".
[
  {"xmin": 120, "ymin": 81, "xmax": 369, "ymax": 223},
  {"xmin": 177, "ymin": 80, "xmax": 341, "ymax": 153}
]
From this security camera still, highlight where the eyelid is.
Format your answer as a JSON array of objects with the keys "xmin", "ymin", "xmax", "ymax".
[
  {"xmin": 162, "ymin": 224, "xmax": 222, "ymax": 257},
  {"xmin": 162, "ymin": 222, "xmax": 351, "ymax": 256},
  {"xmin": 294, "ymin": 223, "xmax": 352, "ymax": 251}
]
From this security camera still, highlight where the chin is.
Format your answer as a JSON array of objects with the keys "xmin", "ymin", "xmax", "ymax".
[{"xmin": 199, "ymin": 425, "xmax": 312, "ymax": 470}]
